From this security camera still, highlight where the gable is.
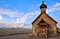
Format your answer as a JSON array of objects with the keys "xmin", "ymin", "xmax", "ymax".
[
  {"xmin": 32, "ymin": 13, "xmax": 57, "ymax": 24},
  {"xmin": 37, "ymin": 19, "xmax": 47, "ymax": 26},
  {"xmin": 39, "ymin": 19, "xmax": 45, "ymax": 23}
]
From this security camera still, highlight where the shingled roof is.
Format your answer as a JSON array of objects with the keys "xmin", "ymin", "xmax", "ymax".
[{"xmin": 32, "ymin": 13, "xmax": 57, "ymax": 24}]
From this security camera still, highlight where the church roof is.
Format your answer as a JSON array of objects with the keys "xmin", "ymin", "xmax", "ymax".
[
  {"xmin": 32, "ymin": 13, "xmax": 57, "ymax": 24},
  {"xmin": 32, "ymin": 1, "xmax": 57, "ymax": 24}
]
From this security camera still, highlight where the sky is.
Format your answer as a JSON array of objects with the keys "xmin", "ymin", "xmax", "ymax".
[{"xmin": 0, "ymin": 0, "xmax": 60, "ymax": 28}]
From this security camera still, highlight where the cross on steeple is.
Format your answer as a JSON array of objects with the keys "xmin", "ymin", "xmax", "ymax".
[
  {"xmin": 40, "ymin": 1, "xmax": 47, "ymax": 9},
  {"xmin": 42, "ymin": 1, "xmax": 44, "ymax": 4}
]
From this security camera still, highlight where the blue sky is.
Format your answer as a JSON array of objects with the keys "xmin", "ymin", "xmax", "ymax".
[{"xmin": 0, "ymin": 0, "xmax": 60, "ymax": 28}]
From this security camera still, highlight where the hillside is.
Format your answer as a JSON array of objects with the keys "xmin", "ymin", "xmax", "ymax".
[{"xmin": 0, "ymin": 28, "xmax": 32, "ymax": 36}]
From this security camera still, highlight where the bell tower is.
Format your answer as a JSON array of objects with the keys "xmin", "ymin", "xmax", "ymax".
[{"xmin": 40, "ymin": 1, "xmax": 47, "ymax": 13}]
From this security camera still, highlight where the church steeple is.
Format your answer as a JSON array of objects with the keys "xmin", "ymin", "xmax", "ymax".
[{"xmin": 40, "ymin": 1, "xmax": 47, "ymax": 13}]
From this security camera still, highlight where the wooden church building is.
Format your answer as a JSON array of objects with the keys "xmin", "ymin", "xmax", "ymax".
[{"xmin": 32, "ymin": 2, "xmax": 57, "ymax": 37}]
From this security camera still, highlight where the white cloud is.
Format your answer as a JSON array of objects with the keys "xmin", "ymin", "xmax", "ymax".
[
  {"xmin": 1, "ymin": 2, "xmax": 60, "ymax": 24},
  {"xmin": 0, "ymin": 4, "xmax": 40, "ymax": 23},
  {"xmin": 0, "ymin": 8, "xmax": 26, "ymax": 24},
  {"xmin": 0, "ymin": 7, "xmax": 39, "ymax": 28},
  {"xmin": 0, "ymin": 8, "xmax": 24, "ymax": 23},
  {"xmin": 0, "ymin": 2, "xmax": 60, "ymax": 28},
  {"xmin": 0, "ymin": 8, "xmax": 21, "ymax": 18},
  {"xmin": 19, "ymin": 11, "xmax": 39, "ymax": 23},
  {"xmin": 0, "ymin": 15, "xmax": 3, "ymax": 21},
  {"xmin": 15, "ymin": 18, "xmax": 20, "ymax": 23},
  {"xmin": 47, "ymin": 2, "xmax": 60, "ymax": 13}
]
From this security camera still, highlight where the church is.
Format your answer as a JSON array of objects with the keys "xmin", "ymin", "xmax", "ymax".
[{"xmin": 32, "ymin": 2, "xmax": 57, "ymax": 37}]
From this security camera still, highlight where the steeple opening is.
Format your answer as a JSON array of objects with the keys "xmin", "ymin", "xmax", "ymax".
[{"xmin": 40, "ymin": 1, "xmax": 47, "ymax": 13}]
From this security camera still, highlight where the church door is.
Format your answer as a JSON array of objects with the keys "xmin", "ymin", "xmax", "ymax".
[{"xmin": 39, "ymin": 25, "xmax": 46, "ymax": 33}]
